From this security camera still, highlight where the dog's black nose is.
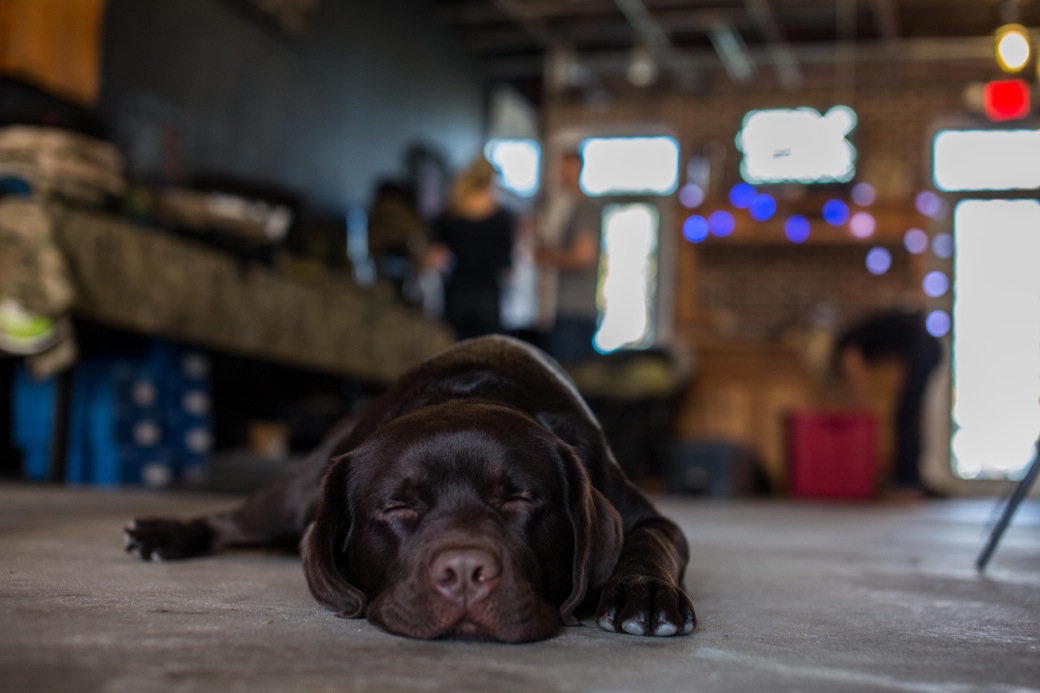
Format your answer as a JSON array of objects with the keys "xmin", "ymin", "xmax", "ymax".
[{"xmin": 429, "ymin": 548, "xmax": 501, "ymax": 604}]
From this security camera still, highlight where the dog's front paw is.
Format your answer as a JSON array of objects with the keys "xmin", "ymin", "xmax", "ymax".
[
  {"xmin": 123, "ymin": 518, "xmax": 213, "ymax": 561},
  {"xmin": 595, "ymin": 575, "xmax": 696, "ymax": 637}
]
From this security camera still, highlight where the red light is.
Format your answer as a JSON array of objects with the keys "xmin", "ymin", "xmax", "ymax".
[{"xmin": 984, "ymin": 80, "xmax": 1031, "ymax": 121}]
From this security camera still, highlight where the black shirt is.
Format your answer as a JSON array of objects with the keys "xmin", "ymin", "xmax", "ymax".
[
  {"xmin": 432, "ymin": 208, "xmax": 515, "ymax": 293},
  {"xmin": 836, "ymin": 311, "xmax": 932, "ymax": 361}
]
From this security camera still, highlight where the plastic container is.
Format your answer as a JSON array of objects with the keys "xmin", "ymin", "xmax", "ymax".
[{"xmin": 788, "ymin": 411, "xmax": 878, "ymax": 499}]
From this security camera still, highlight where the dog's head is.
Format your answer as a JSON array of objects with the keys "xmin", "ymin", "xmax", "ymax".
[{"xmin": 301, "ymin": 400, "xmax": 623, "ymax": 642}]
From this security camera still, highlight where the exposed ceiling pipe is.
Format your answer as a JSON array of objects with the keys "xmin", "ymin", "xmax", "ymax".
[
  {"xmin": 708, "ymin": 20, "xmax": 755, "ymax": 83},
  {"xmin": 613, "ymin": 0, "xmax": 698, "ymax": 88}
]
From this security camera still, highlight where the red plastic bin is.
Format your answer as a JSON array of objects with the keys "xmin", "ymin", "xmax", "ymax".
[{"xmin": 788, "ymin": 410, "xmax": 878, "ymax": 499}]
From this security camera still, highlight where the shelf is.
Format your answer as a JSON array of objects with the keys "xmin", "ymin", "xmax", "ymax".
[{"xmin": 52, "ymin": 207, "xmax": 454, "ymax": 382}]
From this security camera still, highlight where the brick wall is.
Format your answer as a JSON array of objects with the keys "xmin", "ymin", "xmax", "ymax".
[
  {"xmin": 544, "ymin": 75, "xmax": 979, "ymax": 339},
  {"xmin": 696, "ymin": 243, "xmax": 913, "ymax": 340}
]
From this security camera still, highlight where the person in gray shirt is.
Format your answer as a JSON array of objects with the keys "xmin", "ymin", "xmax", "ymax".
[{"xmin": 535, "ymin": 150, "xmax": 601, "ymax": 364}]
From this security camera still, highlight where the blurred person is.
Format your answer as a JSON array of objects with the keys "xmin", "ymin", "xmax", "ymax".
[
  {"xmin": 427, "ymin": 157, "xmax": 516, "ymax": 340},
  {"xmin": 535, "ymin": 149, "xmax": 602, "ymax": 364},
  {"xmin": 367, "ymin": 180, "xmax": 430, "ymax": 304},
  {"xmin": 834, "ymin": 308, "xmax": 943, "ymax": 496}
]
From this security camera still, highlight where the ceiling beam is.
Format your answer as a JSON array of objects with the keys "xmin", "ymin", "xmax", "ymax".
[
  {"xmin": 436, "ymin": 0, "xmax": 626, "ymax": 24},
  {"xmin": 492, "ymin": 0, "xmax": 568, "ymax": 50},
  {"xmin": 744, "ymin": 0, "xmax": 802, "ymax": 89},
  {"xmin": 461, "ymin": 22, "xmax": 639, "ymax": 54},
  {"xmin": 484, "ymin": 36, "xmax": 995, "ymax": 78},
  {"xmin": 872, "ymin": 0, "xmax": 901, "ymax": 40},
  {"xmin": 871, "ymin": 0, "xmax": 901, "ymax": 61}
]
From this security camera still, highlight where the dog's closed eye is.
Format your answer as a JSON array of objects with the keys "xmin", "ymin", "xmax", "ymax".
[
  {"xmin": 379, "ymin": 503, "xmax": 423, "ymax": 524},
  {"xmin": 498, "ymin": 492, "xmax": 536, "ymax": 514}
]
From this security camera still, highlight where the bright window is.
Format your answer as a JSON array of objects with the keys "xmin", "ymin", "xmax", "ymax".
[
  {"xmin": 594, "ymin": 203, "xmax": 658, "ymax": 353},
  {"xmin": 736, "ymin": 106, "xmax": 857, "ymax": 184},
  {"xmin": 579, "ymin": 137, "xmax": 679, "ymax": 196},
  {"xmin": 951, "ymin": 199, "xmax": 1040, "ymax": 479},
  {"xmin": 484, "ymin": 139, "xmax": 541, "ymax": 198},
  {"xmin": 933, "ymin": 129, "xmax": 1040, "ymax": 192}
]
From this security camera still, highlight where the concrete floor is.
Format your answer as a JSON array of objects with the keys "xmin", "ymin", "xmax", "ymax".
[{"xmin": 1, "ymin": 483, "xmax": 1038, "ymax": 693}]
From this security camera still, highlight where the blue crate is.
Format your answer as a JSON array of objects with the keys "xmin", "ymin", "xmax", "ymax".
[
  {"xmin": 20, "ymin": 450, "xmax": 51, "ymax": 483},
  {"xmin": 10, "ymin": 363, "xmax": 56, "ymax": 481},
  {"xmin": 68, "ymin": 351, "xmax": 169, "ymax": 486},
  {"xmin": 12, "ymin": 339, "xmax": 212, "ymax": 486},
  {"xmin": 164, "ymin": 356, "xmax": 212, "ymax": 484},
  {"xmin": 170, "ymin": 418, "xmax": 212, "ymax": 485},
  {"xmin": 137, "ymin": 446, "xmax": 176, "ymax": 489},
  {"xmin": 74, "ymin": 340, "xmax": 212, "ymax": 486}
]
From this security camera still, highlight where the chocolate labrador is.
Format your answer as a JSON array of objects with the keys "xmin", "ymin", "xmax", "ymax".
[{"xmin": 124, "ymin": 335, "xmax": 695, "ymax": 642}]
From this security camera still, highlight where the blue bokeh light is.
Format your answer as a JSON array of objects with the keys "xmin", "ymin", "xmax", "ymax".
[
  {"xmin": 865, "ymin": 247, "xmax": 892, "ymax": 275},
  {"xmin": 729, "ymin": 183, "xmax": 757, "ymax": 209},
  {"xmin": 923, "ymin": 270, "xmax": 950, "ymax": 298},
  {"xmin": 748, "ymin": 194, "xmax": 777, "ymax": 221},
  {"xmin": 932, "ymin": 232, "xmax": 953, "ymax": 259},
  {"xmin": 851, "ymin": 182, "xmax": 876, "ymax": 206},
  {"xmin": 915, "ymin": 190, "xmax": 947, "ymax": 219},
  {"xmin": 785, "ymin": 215, "xmax": 811, "ymax": 243},
  {"xmin": 926, "ymin": 310, "xmax": 951, "ymax": 338},
  {"xmin": 903, "ymin": 228, "xmax": 929, "ymax": 254},
  {"xmin": 822, "ymin": 199, "xmax": 850, "ymax": 226},
  {"xmin": 682, "ymin": 215, "xmax": 710, "ymax": 243},
  {"xmin": 709, "ymin": 210, "xmax": 736, "ymax": 237},
  {"xmin": 679, "ymin": 183, "xmax": 705, "ymax": 209}
]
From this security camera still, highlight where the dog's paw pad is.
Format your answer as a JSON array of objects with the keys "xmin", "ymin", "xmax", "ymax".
[{"xmin": 122, "ymin": 518, "xmax": 210, "ymax": 561}]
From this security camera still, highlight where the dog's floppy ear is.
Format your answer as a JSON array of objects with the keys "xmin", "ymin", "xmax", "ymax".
[
  {"xmin": 555, "ymin": 441, "xmax": 623, "ymax": 625},
  {"xmin": 301, "ymin": 453, "xmax": 367, "ymax": 618}
]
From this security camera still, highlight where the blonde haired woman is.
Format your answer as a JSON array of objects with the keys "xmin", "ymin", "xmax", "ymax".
[{"xmin": 428, "ymin": 157, "xmax": 516, "ymax": 340}]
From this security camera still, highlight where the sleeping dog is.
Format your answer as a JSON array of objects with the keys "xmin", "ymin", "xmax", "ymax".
[{"xmin": 124, "ymin": 335, "xmax": 695, "ymax": 643}]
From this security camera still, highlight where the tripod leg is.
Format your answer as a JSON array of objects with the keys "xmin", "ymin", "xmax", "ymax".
[{"xmin": 975, "ymin": 441, "xmax": 1040, "ymax": 572}]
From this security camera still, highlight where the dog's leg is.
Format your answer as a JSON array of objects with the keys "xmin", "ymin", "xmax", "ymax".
[
  {"xmin": 594, "ymin": 473, "xmax": 696, "ymax": 637},
  {"xmin": 124, "ymin": 415, "xmax": 356, "ymax": 562},
  {"xmin": 534, "ymin": 405, "xmax": 696, "ymax": 637},
  {"xmin": 123, "ymin": 450, "xmax": 325, "ymax": 561}
]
